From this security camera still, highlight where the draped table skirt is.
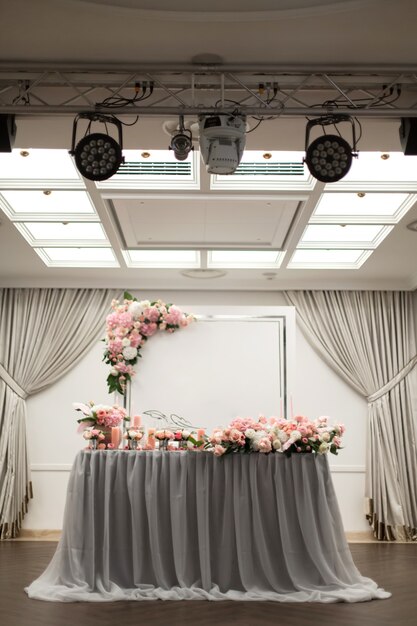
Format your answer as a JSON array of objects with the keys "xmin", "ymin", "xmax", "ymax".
[{"xmin": 25, "ymin": 450, "xmax": 390, "ymax": 603}]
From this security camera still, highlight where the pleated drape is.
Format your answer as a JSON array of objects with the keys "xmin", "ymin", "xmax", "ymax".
[
  {"xmin": 0, "ymin": 288, "xmax": 119, "ymax": 539},
  {"xmin": 284, "ymin": 290, "xmax": 417, "ymax": 541},
  {"xmin": 25, "ymin": 451, "xmax": 391, "ymax": 603}
]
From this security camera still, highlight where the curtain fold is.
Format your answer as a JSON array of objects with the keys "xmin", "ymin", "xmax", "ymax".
[
  {"xmin": 284, "ymin": 290, "xmax": 417, "ymax": 541},
  {"xmin": 0, "ymin": 288, "xmax": 119, "ymax": 540}
]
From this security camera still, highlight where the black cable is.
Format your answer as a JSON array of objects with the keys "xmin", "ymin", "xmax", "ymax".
[{"xmin": 246, "ymin": 119, "xmax": 263, "ymax": 133}]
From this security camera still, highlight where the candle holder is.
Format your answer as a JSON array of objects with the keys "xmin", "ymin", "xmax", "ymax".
[{"xmin": 158, "ymin": 439, "xmax": 168, "ymax": 451}]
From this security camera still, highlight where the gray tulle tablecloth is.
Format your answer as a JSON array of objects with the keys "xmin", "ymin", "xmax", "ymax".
[{"xmin": 25, "ymin": 450, "xmax": 390, "ymax": 603}]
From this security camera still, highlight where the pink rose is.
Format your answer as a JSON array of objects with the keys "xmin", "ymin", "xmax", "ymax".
[{"xmin": 214, "ymin": 445, "xmax": 226, "ymax": 456}]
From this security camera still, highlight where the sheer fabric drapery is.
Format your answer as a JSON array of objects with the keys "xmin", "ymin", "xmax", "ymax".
[
  {"xmin": 0, "ymin": 288, "xmax": 119, "ymax": 539},
  {"xmin": 26, "ymin": 451, "xmax": 390, "ymax": 603},
  {"xmin": 284, "ymin": 290, "xmax": 417, "ymax": 541}
]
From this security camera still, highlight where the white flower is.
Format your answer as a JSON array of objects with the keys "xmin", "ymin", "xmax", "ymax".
[
  {"xmin": 245, "ymin": 428, "xmax": 256, "ymax": 439},
  {"xmin": 290, "ymin": 430, "xmax": 301, "ymax": 442},
  {"xmin": 321, "ymin": 432, "xmax": 331, "ymax": 442},
  {"xmin": 272, "ymin": 439, "xmax": 282, "ymax": 450},
  {"xmin": 187, "ymin": 440, "xmax": 195, "ymax": 449},
  {"xmin": 110, "ymin": 368, "xmax": 118, "ymax": 376},
  {"xmin": 122, "ymin": 346, "xmax": 138, "ymax": 360},
  {"xmin": 128, "ymin": 301, "xmax": 147, "ymax": 320},
  {"xmin": 83, "ymin": 430, "xmax": 92, "ymax": 440},
  {"xmin": 182, "ymin": 430, "xmax": 191, "ymax": 439},
  {"xmin": 122, "ymin": 337, "xmax": 131, "ymax": 347},
  {"xmin": 318, "ymin": 442, "xmax": 329, "ymax": 454},
  {"xmin": 278, "ymin": 431, "xmax": 289, "ymax": 443},
  {"xmin": 73, "ymin": 402, "xmax": 93, "ymax": 416}
]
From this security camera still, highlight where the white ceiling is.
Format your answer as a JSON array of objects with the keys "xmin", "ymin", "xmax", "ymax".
[{"xmin": 1, "ymin": 0, "xmax": 417, "ymax": 291}]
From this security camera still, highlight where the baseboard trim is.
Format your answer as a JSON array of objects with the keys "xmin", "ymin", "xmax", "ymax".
[
  {"xmin": 12, "ymin": 529, "xmax": 62, "ymax": 541},
  {"xmin": 11, "ymin": 530, "xmax": 386, "ymax": 543}
]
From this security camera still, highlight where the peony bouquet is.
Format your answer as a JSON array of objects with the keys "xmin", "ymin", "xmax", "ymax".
[
  {"xmin": 103, "ymin": 291, "xmax": 194, "ymax": 394},
  {"xmin": 74, "ymin": 401, "xmax": 128, "ymax": 432}
]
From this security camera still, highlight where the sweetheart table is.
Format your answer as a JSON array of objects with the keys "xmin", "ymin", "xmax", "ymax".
[{"xmin": 25, "ymin": 450, "xmax": 390, "ymax": 603}]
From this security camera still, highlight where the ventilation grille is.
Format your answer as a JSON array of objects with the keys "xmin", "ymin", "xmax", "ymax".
[
  {"xmin": 116, "ymin": 160, "xmax": 304, "ymax": 177},
  {"xmin": 117, "ymin": 161, "xmax": 192, "ymax": 176},
  {"xmin": 233, "ymin": 162, "xmax": 304, "ymax": 176}
]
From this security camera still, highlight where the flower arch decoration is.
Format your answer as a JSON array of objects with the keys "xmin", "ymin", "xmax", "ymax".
[{"xmin": 104, "ymin": 292, "xmax": 194, "ymax": 394}]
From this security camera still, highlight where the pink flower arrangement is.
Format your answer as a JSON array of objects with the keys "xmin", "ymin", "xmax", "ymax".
[
  {"xmin": 104, "ymin": 292, "xmax": 194, "ymax": 394},
  {"xmin": 124, "ymin": 429, "xmax": 144, "ymax": 441},
  {"xmin": 74, "ymin": 401, "xmax": 128, "ymax": 431},
  {"xmin": 205, "ymin": 415, "xmax": 345, "ymax": 457},
  {"xmin": 83, "ymin": 428, "xmax": 105, "ymax": 441}
]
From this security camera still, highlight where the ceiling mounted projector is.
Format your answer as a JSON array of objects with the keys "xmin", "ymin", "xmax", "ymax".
[{"xmin": 198, "ymin": 114, "xmax": 246, "ymax": 175}]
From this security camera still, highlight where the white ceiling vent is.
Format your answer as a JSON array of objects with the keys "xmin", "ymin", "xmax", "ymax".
[{"xmin": 181, "ymin": 269, "xmax": 227, "ymax": 279}]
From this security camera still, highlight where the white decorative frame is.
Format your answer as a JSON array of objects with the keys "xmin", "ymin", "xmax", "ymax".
[{"xmin": 127, "ymin": 306, "xmax": 296, "ymax": 431}]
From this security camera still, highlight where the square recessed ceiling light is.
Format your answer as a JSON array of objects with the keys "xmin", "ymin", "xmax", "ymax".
[
  {"xmin": 288, "ymin": 248, "xmax": 371, "ymax": 268},
  {"xmin": 0, "ymin": 149, "xmax": 81, "ymax": 182},
  {"xmin": 0, "ymin": 190, "xmax": 97, "ymax": 220},
  {"xmin": 312, "ymin": 192, "xmax": 412, "ymax": 222},
  {"xmin": 331, "ymin": 152, "xmax": 417, "ymax": 183},
  {"xmin": 123, "ymin": 249, "xmax": 200, "ymax": 268},
  {"xmin": 299, "ymin": 224, "xmax": 392, "ymax": 247},
  {"xmin": 35, "ymin": 247, "xmax": 118, "ymax": 267},
  {"xmin": 15, "ymin": 222, "xmax": 108, "ymax": 245},
  {"xmin": 208, "ymin": 250, "xmax": 284, "ymax": 268}
]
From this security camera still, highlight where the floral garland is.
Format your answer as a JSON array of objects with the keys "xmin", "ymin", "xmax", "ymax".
[
  {"xmin": 104, "ymin": 292, "xmax": 194, "ymax": 394},
  {"xmin": 206, "ymin": 415, "xmax": 345, "ymax": 457}
]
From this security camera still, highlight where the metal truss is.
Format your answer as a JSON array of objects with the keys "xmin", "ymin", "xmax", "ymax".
[{"xmin": 1, "ymin": 63, "xmax": 417, "ymax": 118}]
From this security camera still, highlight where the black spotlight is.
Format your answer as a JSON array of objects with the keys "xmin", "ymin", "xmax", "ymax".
[
  {"xmin": 69, "ymin": 113, "xmax": 124, "ymax": 181},
  {"xmin": 169, "ymin": 115, "xmax": 193, "ymax": 161},
  {"xmin": 304, "ymin": 115, "xmax": 358, "ymax": 183}
]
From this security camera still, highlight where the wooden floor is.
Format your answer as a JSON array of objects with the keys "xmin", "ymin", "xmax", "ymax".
[{"xmin": 1, "ymin": 542, "xmax": 416, "ymax": 626}]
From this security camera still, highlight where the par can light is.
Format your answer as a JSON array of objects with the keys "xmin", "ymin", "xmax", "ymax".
[
  {"xmin": 305, "ymin": 134, "xmax": 353, "ymax": 183},
  {"xmin": 70, "ymin": 113, "xmax": 124, "ymax": 181},
  {"xmin": 304, "ymin": 115, "xmax": 358, "ymax": 183},
  {"xmin": 73, "ymin": 133, "xmax": 123, "ymax": 181}
]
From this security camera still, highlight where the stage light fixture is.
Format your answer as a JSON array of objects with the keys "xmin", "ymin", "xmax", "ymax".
[
  {"xmin": 169, "ymin": 115, "xmax": 193, "ymax": 161},
  {"xmin": 304, "ymin": 115, "xmax": 358, "ymax": 183},
  {"xmin": 69, "ymin": 113, "xmax": 124, "ymax": 181}
]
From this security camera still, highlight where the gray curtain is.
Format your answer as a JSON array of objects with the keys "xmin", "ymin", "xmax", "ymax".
[
  {"xmin": 0, "ymin": 288, "xmax": 119, "ymax": 540},
  {"xmin": 284, "ymin": 290, "xmax": 417, "ymax": 541}
]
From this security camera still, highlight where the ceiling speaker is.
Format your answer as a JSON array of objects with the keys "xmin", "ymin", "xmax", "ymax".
[
  {"xmin": 399, "ymin": 118, "xmax": 417, "ymax": 155},
  {"xmin": 0, "ymin": 115, "xmax": 16, "ymax": 152}
]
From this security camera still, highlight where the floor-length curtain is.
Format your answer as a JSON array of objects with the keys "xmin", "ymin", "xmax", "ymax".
[
  {"xmin": 284, "ymin": 290, "xmax": 417, "ymax": 541},
  {"xmin": 0, "ymin": 288, "xmax": 119, "ymax": 540}
]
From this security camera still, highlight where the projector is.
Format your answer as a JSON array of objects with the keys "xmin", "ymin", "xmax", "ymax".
[{"xmin": 198, "ymin": 114, "xmax": 246, "ymax": 175}]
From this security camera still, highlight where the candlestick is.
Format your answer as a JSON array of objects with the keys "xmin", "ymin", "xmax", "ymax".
[
  {"xmin": 197, "ymin": 428, "xmax": 205, "ymax": 441},
  {"xmin": 131, "ymin": 415, "xmax": 142, "ymax": 428},
  {"xmin": 147, "ymin": 429, "xmax": 156, "ymax": 450},
  {"xmin": 111, "ymin": 427, "xmax": 121, "ymax": 449}
]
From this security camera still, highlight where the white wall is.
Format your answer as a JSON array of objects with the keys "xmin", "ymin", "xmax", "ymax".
[{"xmin": 23, "ymin": 290, "xmax": 369, "ymax": 533}]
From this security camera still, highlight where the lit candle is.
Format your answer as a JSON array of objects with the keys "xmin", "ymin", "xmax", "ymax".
[
  {"xmin": 131, "ymin": 415, "xmax": 142, "ymax": 428},
  {"xmin": 111, "ymin": 427, "xmax": 121, "ymax": 449}
]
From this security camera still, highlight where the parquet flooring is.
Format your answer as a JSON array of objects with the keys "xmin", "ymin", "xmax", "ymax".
[{"xmin": 1, "ymin": 542, "xmax": 416, "ymax": 626}]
